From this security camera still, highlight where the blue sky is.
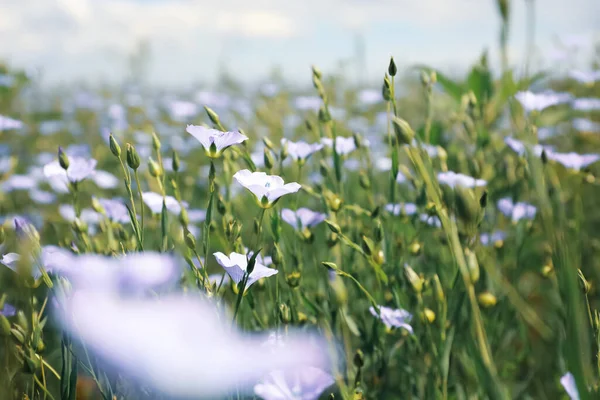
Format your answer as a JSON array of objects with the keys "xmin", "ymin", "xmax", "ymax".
[{"xmin": 0, "ymin": 0, "xmax": 598, "ymax": 88}]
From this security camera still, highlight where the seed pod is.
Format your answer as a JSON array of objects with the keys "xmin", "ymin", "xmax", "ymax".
[
  {"xmin": 422, "ymin": 308, "xmax": 436, "ymax": 323},
  {"xmin": 184, "ymin": 230, "xmax": 196, "ymax": 250},
  {"xmin": 286, "ymin": 271, "xmax": 301, "ymax": 288},
  {"xmin": 325, "ymin": 220, "xmax": 341, "ymax": 234},
  {"xmin": 359, "ymin": 172, "xmax": 370, "ymax": 189},
  {"xmin": 432, "ymin": 274, "xmax": 445, "ymax": 304},
  {"xmin": 360, "ymin": 236, "xmax": 373, "ymax": 256},
  {"xmin": 272, "ymin": 244, "xmax": 283, "ymax": 266},
  {"xmin": 454, "ymin": 185, "xmax": 480, "ymax": 224},
  {"xmin": 382, "ymin": 76, "xmax": 391, "ymax": 101},
  {"xmin": 373, "ymin": 219, "xmax": 384, "ymax": 243},
  {"xmin": 204, "ymin": 106, "xmax": 221, "ymax": 126},
  {"xmin": 279, "ymin": 303, "xmax": 291, "ymax": 324},
  {"xmin": 354, "ymin": 349, "xmax": 365, "ymax": 368},
  {"xmin": 264, "ymin": 148, "xmax": 275, "ymax": 170},
  {"xmin": 148, "ymin": 157, "xmax": 161, "ymax": 178},
  {"xmin": 216, "ymin": 195, "xmax": 226, "ymax": 215}
]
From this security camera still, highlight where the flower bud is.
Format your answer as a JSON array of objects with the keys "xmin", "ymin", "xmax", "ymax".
[
  {"xmin": 359, "ymin": 172, "xmax": 370, "ymax": 189},
  {"xmin": 327, "ymin": 194, "xmax": 343, "ymax": 212},
  {"xmin": 204, "ymin": 106, "xmax": 221, "ymax": 126},
  {"xmin": 454, "ymin": 185, "xmax": 480, "ymax": 224},
  {"xmin": 478, "ymin": 292, "xmax": 497, "ymax": 308},
  {"xmin": 179, "ymin": 207, "xmax": 189, "ymax": 226},
  {"xmin": 373, "ymin": 249, "xmax": 385, "ymax": 265},
  {"xmin": 72, "ymin": 219, "xmax": 88, "ymax": 234},
  {"xmin": 216, "ymin": 195, "xmax": 227, "ymax": 215},
  {"xmin": 286, "ymin": 271, "xmax": 301, "ymax": 288},
  {"xmin": 272, "ymin": 244, "xmax": 283, "ymax": 266},
  {"xmin": 0, "ymin": 227, "xmax": 5, "ymax": 245},
  {"xmin": 325, "ymin": 220, "xmax": 341, "ymax": 234},
  {"xmin": 148, "ymin": 157, "xmax": 161, "ymax": 178},
  {"xmin": 264, "ymin": 148, "xmax": 275, "ymax": 170},
  {"xmin": 432, "ymin": 274, "xmax": 445, "ymax": 304},
  {"xmin": 319, "ymin": 160, "xmax": 329, "ymax": 178},
  {"xmin": 91, "ymin": 197, "xmax": 104, "ymax": 214},
  {"xmin": 409, "ymin": 241, "xmax": 422, "ymax": 256},
  {"xmin": 262, "ymin": 137, "xmax": 274, "ymax": 150},
  {"xmin": 109, "ymin": 134, "xmax": 121, "ymax": 157},
  {"xmin": 382, "ymin": 76, "xmax": 391, "ymax": 101},
  {"xmin": 578, "ymin": 269, "xmax": 590, "ymax": 293},
  {"xmin": 373, "ymin": 219, "xmax": 384, "ymax": 243},
  {"xmin": 392, "ymin": 117, "xmax": 415, "ymax": 145},
  {"xmin": 388, "ymin": 57, "xmax": 397, "ymax": 77},
  {"xmin": 152, "ymin": 132, "xmax": 161, "ymax": 151},
  {"xmin": 464, "ymin": 248, "xmax": 480, "ymax": 283},
  {"xmin": 0, "ymin": 315, "xmax": 11, "ymax": 336},
  {"xmin": 318, "ymin": 107, "xmax": 331, "ymax": 123},
  {"xmin": 126, "ymin": 144, "xmax": 141, "ymax": 170},
  {"xmin": 172, "ymin": 151, "xmax": 180, "ymax": 172},
  {"xmin": 429, "ymin": 71, "xmax": 437, "ymax": 84},
  {"xmin": 184, "ymin": 230, "xmax": 196, "ymax": 250},
  {"xmin": 404, "ymin": 264, "xmax": 424, "ymax": 293},
  {"xmin": 58, "ymin": 147, "xmax": 70, "ymax": 170},
  {"xmin": 327, "ymin": 232, "xmax": 339, "ymax": 247},
  {"xmin": 279, "ymin": 303, "xmax": 291, "ymax": 324},
  {"xmin": 422, "ymin": 308, "xmax": 436, "ymax": 323},
  {"xmin": 420, "ymin": 71, "xmax": 430, "ymax": 87},
  {"xmin": 354, "ymin": 349, "xmax": 365, "ymax": 368},
  {"xmin": 360, "ymin": 235, "xmax": 373, "ymax": 256}
]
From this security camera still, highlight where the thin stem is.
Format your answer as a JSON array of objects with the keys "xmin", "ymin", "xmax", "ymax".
[{"xmin": 133, "ymin": 170, "xmax": 145, "ymax": 243}]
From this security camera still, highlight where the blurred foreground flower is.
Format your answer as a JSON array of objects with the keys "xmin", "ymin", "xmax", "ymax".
[
  {"xmin": 560, "ymin": 372, "xmax": 579, "ymax": 400},
  {"xmin": 214, "ymin": 251, "xmax": 278, "ymax": 289},
  {"xmin": 568, "ymin": 69, "xmax": 600, "ymax": 84},
  {"xmin": 58, "ymin": 292, "xmax": 330, "ymax": 398},
  {"xmin": 370, "ymin": 305, "xmax": 413, "ymax": 333},
  {"xmin": 186, "ymin": 125, "xmax": 248, "ymax": 158},
  {"xmin": 234, "ymin": 169, "xmax": 301, "ymax": 208},
  {"xmin": 142, "ymin": 192, "xmax": 185, "ymax": 214},
  {"xmin": 545, "ymin": 151, "xmax": 600, "ymax": 171},
  {"xmin": 254, "ymin": 367, "xmax": 334, "ymax": 400},
  {"xmin": 322, "ymin": 137, "xmax": 358, "ymax": 156}
]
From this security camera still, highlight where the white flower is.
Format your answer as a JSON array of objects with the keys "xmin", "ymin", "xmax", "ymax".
[
  {"xmin": 234, "ymin": 169, "xmax": 301, "ymax": 207},
  {"xmin": 437, "ymin": 171, "xmax": 486, "ymax": 188},
  {"xmin": 58, "ymin": 292, "xmax": 329, "ymax": 398},
  {"xmin": 281, "ymin": 139, "xmax": 323, "ymax": 162},
  {"xmin": 321, "ymin": 137, "xmax": 357, "ymax": 156},
  {"xmin": 58, "ymin": 204, "xmax": 101, "ymax": 226},
  {"xmin": 186, "ymin": 125, "xmax": 248, "ymax": 158},
  {"xmin": 572, "ymin": 118, "xmax": 600, "ymax": 133},
  {"xmin": 560, "ymin": 372, "xmax": 580, "ymax": 400},
  {"xmin": 98, "ymin": 198, "xmax": 130, "ymax": 224},
  {"xmin": 91, "ymin": 170, "xmax": 119, "ymax": 189},
  {"xmin": 497, "ymin": 198, "xmax": 537, "ymax": 222},
  {"xmin": 572, "ymin": 98, "xmax": 600, "ymax": 111},
  {"xmin": 214, "ymin": 251, "xmax": 278, "ymax": 289},
  {"xmin": 43, "ymin": 156, "xmax": 97, "ymax": 184},
  {"xmin": 254, "ymin": 367, "xmax": 335, "ymax": 400},
  {"xmin": 568, "ymin": 70, "xmax": 600, "ymax": 84},
  {"xmin": 142, "ymin": 192, "xmax": 184, "ymax": 214},
  {"xmin": 281, "ymin": 208, "xmax": 327, "ymax": 230}
]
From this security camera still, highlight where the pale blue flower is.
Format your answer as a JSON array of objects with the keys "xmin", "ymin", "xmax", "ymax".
[
  {"xmin": 497, "ymin": 198, "xmax": 536, "ymax": 222},
  {"xmin": 0, "ymin": 115, "xmax": 24, "ymax": 131},
  {"xmin": 293, "ymin": 96, "xmax": 321, "ymax": 112},
  {"xmin": 43, "ymin": 156, "xmax": 97, "ymax": 184},
  {"xmin": 572, "ymin": 98, "xmax": 600, "ymax": 111},
  {"xmin": 58, "ymin": 204, "xmax": 101, "ymax": 225},
  {"xmin": 321, "ymin": 137, "xmax": 357, "ymax": 156},
  {"xmin": 29, "ymin": 189, "xmax": 56, "ymax": 204},
  {"xmin": 0, "ymin": 74, "xmax": 15, "ymax": 87},
  {"xmin": 504, "ymin": 137, "xmax": 550, "ymax": 157},
  {"xmin": 39, "ymin": 120, "xmax": 64, "ymax": 136},
  {"xmin": 234, "ymin": 170, "xmax": 301, "ymax": 206},
  {"xmin": 573, "ymin": 118, "xmax": 600, "ymax": 133},
  {"xmin": 254, "ymin": 367, "xmax": 335, "ymax": 400},
  {"xmin": 186, "ymin": 125, "xmax": 248, "ymax": 157},
  {"xmin": 167, "ymin": 100, "xmax": 198, "ymax": 121},
  {"xmin": 0, "ymin": 303, "xmax": 16, "ymax": 317},
  {"xmin": 281, "ymin": 139, "xmax": 323, "ymax": 162},
  {"xmin": 370, "ymin": 305, "xmax": 413, "ymax": 333},
  {"xmin": 213, "ymin": 251, "xmax": 278, "ymax": 289},
  {"xmin": 91, "ymin": 170, "xmax": 119, "ymax": 189},
  {"xmin": 386, "ymin": 203, "xmax": 418, "ymax": 216},
  {"xmin": 281, "ymin": 208, "xmax": 327, "ymax": 230},
  {"xmin": 358, "ymin": 88, "xmax": 382, "ymax": 105},
  {"xmin": 480, "ymin": 231, "xmax": 507, "ymax": 246},
  {"xmin": 142, "ymin": 192, "xmax": 185, "ymax": 214},
  {"xmin": 437, "ymin": 171, "xmax": 486, "ymax": 188},
  {"xmin": 1, "ymin": 174, "xmax": 37, "ymax": 192},
  {"xmin": 546, "ymin": 151, "xmax": 600, "ymax": 170},
  {"xmin": 98, "ymin": 198, "xmax": 130, "ymax": 224},
  {"xmin": 568, "ymin": 70, "xmax": 600, "ymax": 84},
  {"xmin": 560, "ymin": 372, "xmax": 580, "ymax": 400},
  {"xmin": 420, "ymin": 214, "xmax": 442, "ymax": 228},
  {"xmin": 515, "ymin": 90, "xmax": 572, "ymax": 112}
]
